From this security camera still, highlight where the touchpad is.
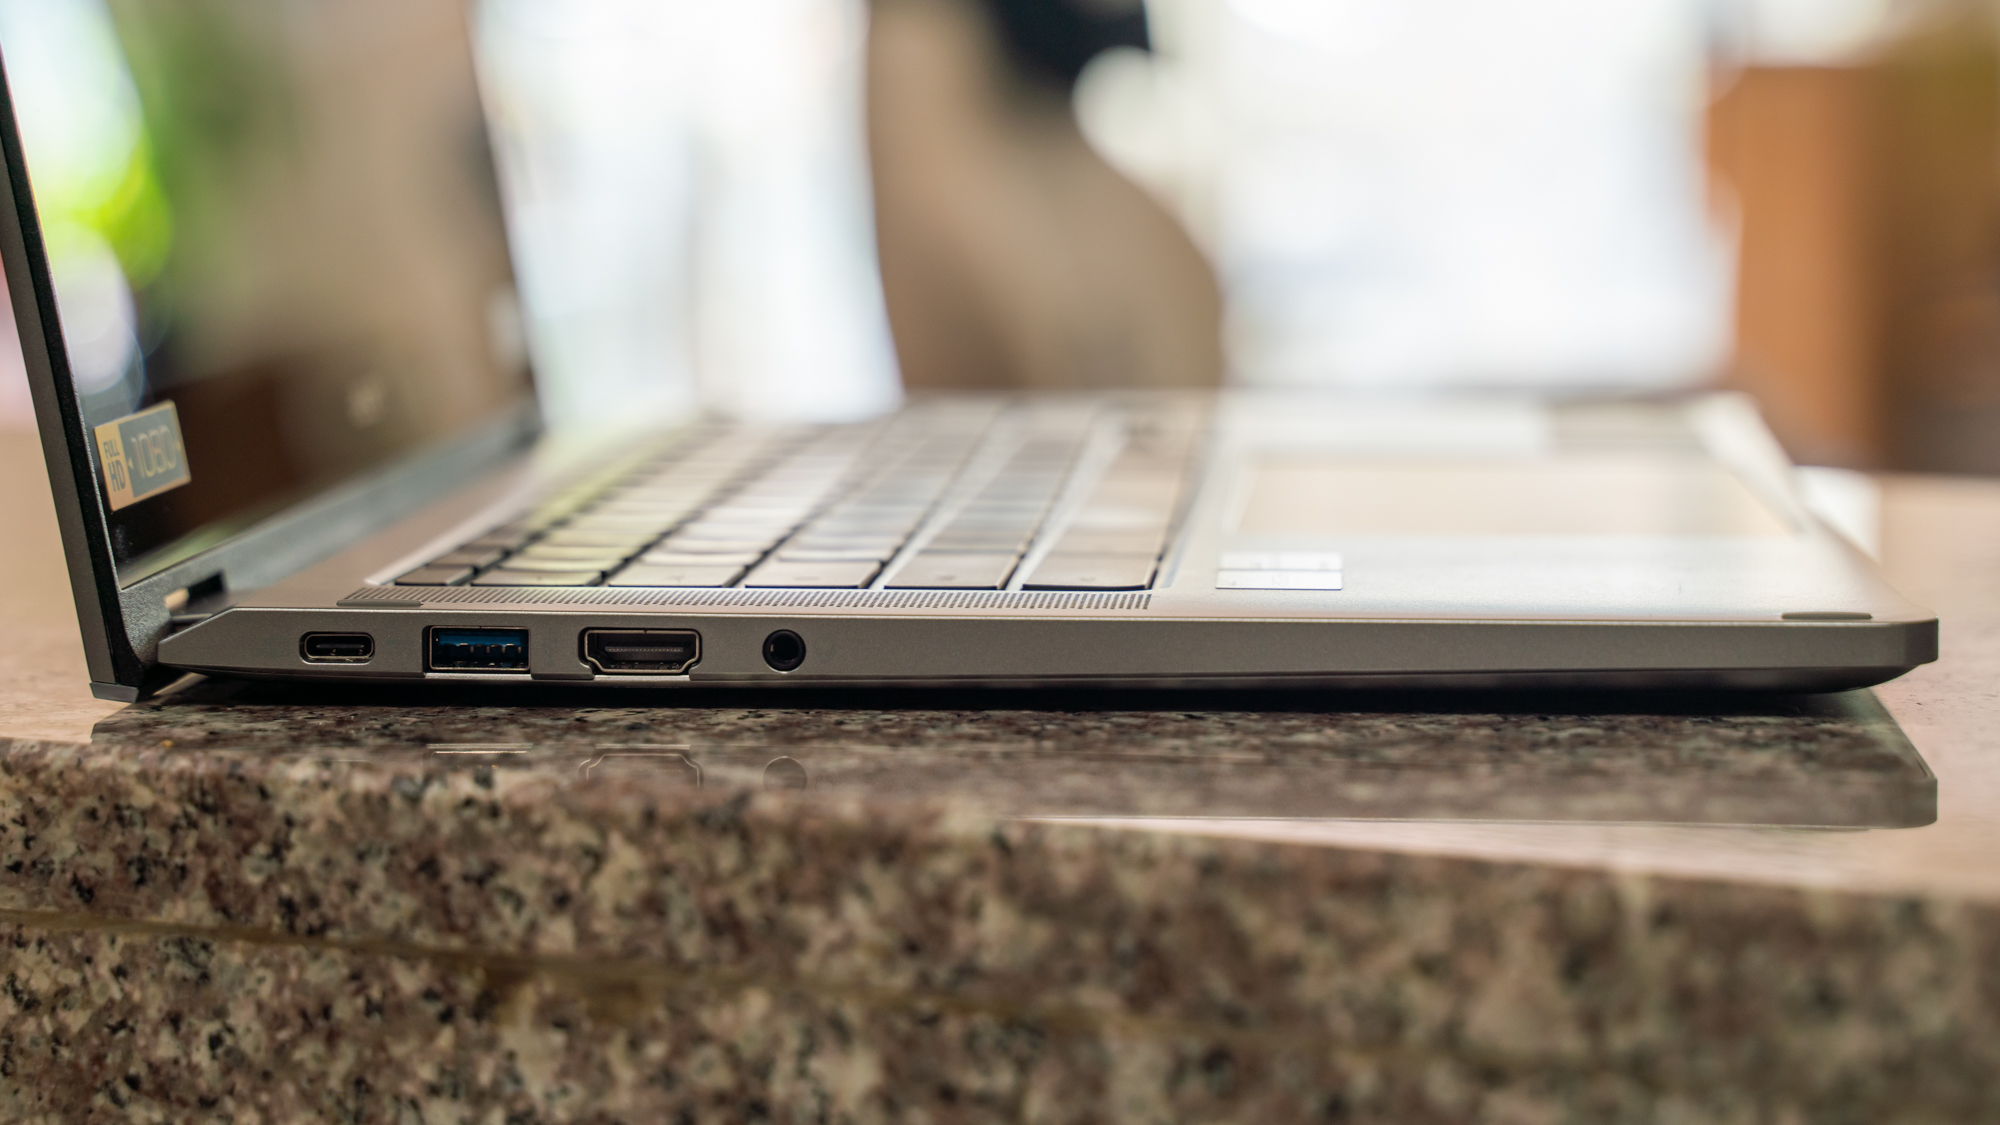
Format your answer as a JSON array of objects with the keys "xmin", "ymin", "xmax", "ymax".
[{"xmin": 1236, "ymin": 456, "xmax": 1794, "ymax": 537}]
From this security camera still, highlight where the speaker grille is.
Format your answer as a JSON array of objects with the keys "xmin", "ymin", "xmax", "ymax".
[{"xmin": 338, "ymin": 585, "xmax": 1152, "ymax": 612}]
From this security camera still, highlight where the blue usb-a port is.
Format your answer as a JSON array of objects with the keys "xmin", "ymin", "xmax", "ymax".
[{"xmin": 428, "ymin": 627, "xmax": 529, "ymax": 672}]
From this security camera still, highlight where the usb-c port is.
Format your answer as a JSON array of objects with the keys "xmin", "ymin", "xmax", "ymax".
[{"xmin": 302, "ymin": 633, "xmax": 373, "ymax": 663}]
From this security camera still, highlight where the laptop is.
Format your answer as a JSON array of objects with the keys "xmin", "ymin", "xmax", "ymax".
[{"xmin": 0, "ymin": 0, "xmax": 1936, "ymax": 701}]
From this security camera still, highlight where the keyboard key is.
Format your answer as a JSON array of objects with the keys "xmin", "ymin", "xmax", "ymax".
[
  {"xmin": 560, "ymin": 508, "xmax": 676, "ymax": 524},
  {"xmin": 823, "ymin": 502, "xmax": 928, "ymax": 519},
  {"xmin": 653, "ymin": 537, "xmax": 777, "ymax": 555},
  {"xmin": 786, "ymin": 536, "xmax": 904, "ymax": 554},
  {"xmin": 819, "ymin": 498, "xmax": 928, "ymax": 514},
  {"xmin": 540, "ymin": 529, "xmax": 659, "ymax": 549},
  {"xmin": 515, "ymin": 544, "xmax": 643, "ymax": 562},
  {"xmin": 774, "ymin": 545, "xmax": 897, "ymax": 562},
  {"xmin": 940, "ymin": 516, "xmax": 1038, "ymax": 533},
  {"xmin": 1044, "ymin": 530, "xmax": 1163, "ymax": 555},
  {"xmin": 741, "ymin": 560, "xmax": 881, "ymax": 588},
  {"xmin": 792, "ymin": 522, "xmax": 906, "ymax": 538},
  {"xmin": 637, "ymin": 550, "xmax": 765, "ymax": 568},
  {"xmin": 472, "ymin": 569, "xmax": 604, "ymax": 586},
  {"xmin": 429, "ymin": 547, "xmax": 505, "ymax": 568},
  {"xmin": 590, "ymin": 494, "xmax": 701, "ymax": 508},
  {"xmin": 1020, "ymin": 552, "xmax": 1156, "ymax": 590},
  {"xmin": 672, "ymin": 524, "xmax": 791, "ymax": 543},
  {"xmin": 583, "ymin": 510, "xmax": 691, "ymax": 528},
  {"xmin": 704, "ymin": 505, "xmax": 812, "ymax": 523},
  {"xmin": 466, "ymin": 529, "xmax": 535, "ymax": 550},
  {"xmin": 1066, "ymin": 505, "xmax": 1172, "ymax": 533},
  {"xmin": 926, "ymin": 532, "xmax": 1031, "ymax": 552},
  {"xmin": 806, "ymin": 519, "xmax": 920, "ymax": 537},
  {"xmin": 500, "ymin": 553, "xmax": 630, "ymax": 572},
  {"xmin": 885, "ymin": 552, "xmax": 1018, "ymax": 589},
  {"xmin": 606, "ymin": 563, "xmax": 745, "ymax": 587},
  {"xmin": 395, "ymin": 565, "xmax": 474, "ymax": 586},
  {"xmin": 565, "ymin": 509, "xmax": 677, "ymax": 525},
  {"xmin": 598, "ymin": 492, "xmax": 705, "ymax": 507}
]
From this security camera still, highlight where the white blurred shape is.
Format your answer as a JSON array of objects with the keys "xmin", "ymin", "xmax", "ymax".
[
  {"xmin": 1735, "ymin": 0, "xmax": 1892, "ymax": 63},
  {"xmin": 682, "ymin": 0, "xmax": 902, "ymax": 422},
  {"xmin": 1225, "ymin": 0, "xmax": 1392, "ymax": 50},
  {"xmin": 476, "ymin": 0, "xmax": 703, "ymax": 433},
  {"xmin": 0, "ymin": 0, "xmax": 142, "ymax": 206},
  {"xmin": 0, "ymin": 0, "xmax": 146, "ymax": 406},
  {"xmin": 1075, "ymin": 45, "xmax": 1220, "ymax": 251},
  {"xmin": 1080, "ymin": 0, "xmax": 1738, "ymax": 392},
  {"xmin": 46, "ymin": 229, "xmax": 139, "ymax": 394},
  {"xmin": 1796, "ymin": 465, "xmax": 1881, "ymax": 558},
  {"xmin": 475, "ymin": 0, "xmax": 898, "ymax": 432}
]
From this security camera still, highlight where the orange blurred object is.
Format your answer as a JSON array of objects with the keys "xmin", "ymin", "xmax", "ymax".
[
  {"xmin": 1712, "ymin": 3, "xmax": 2000, "ymax": 473},
  {"xmin": 1710, "ymin": 64, "xmax": 1885, "ymax": 468}
]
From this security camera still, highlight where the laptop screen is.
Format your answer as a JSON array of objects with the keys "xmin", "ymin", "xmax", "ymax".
[{"xmin": 0, "ymin": 0, "xmax": 533, "ymax": 583}]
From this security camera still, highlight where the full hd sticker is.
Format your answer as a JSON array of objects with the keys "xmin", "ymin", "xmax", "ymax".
[{"xmin": 94, "ymin": 401, "xmax": 191, "ymax": 511}]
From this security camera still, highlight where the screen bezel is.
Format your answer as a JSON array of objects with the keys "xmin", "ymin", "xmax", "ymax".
[{"xmin": 0, "ymin": 44, "xmax": 542, "ymax": 698}]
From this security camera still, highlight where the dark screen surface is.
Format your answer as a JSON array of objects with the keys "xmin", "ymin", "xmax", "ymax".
[{"xmin": 1, "ymin": 0, "xmax": 533, "ymax": 583}]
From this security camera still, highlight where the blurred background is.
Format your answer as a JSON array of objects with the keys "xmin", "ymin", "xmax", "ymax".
[{"xmin": 2, "ymin": 0, "xmax": 1999, "ymax": 475}]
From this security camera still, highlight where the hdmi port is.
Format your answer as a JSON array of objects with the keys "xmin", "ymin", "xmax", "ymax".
[
  {"xmin": 302, "ymin": 632, "xmax": 373, "ymax": 663},
  {"xmin": 581, "ymin": 629, "xmax": 701, "ymax": 675}
]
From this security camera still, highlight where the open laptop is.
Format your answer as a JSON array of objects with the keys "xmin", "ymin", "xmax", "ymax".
[{"xmin": 0, "ymin": 0, "xmax": 1936, "ymax": 701}]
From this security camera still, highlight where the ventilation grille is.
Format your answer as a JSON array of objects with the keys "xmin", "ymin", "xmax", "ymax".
[{"xmin": 339, "ymin": 585, "xmax": 1151, "ymax": 612}]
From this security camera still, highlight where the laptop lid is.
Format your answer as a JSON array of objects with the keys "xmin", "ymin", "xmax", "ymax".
[{"xmin": 0, "ymin": 0, "xmax": 539, "ymax": 697}]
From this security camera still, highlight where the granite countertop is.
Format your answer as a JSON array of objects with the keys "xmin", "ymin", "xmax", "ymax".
[{"xmin": 0, "ymin": 432, "xmax": 1997, "ymax": 1122}]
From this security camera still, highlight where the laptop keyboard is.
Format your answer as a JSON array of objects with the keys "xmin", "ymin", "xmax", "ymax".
[{"xmin": 392, "ymin": 401, "xmax": 1199, "ymax": 592}]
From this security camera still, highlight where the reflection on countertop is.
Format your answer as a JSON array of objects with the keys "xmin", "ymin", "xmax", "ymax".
[{"xmin": 91, "ymin": 677, "xmax": 1935, "ymax": 829}]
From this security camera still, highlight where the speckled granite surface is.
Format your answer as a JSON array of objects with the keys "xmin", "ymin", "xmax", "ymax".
[
  {"xmin": 0, "ymin": 675, "xmax": 1992, "ymax": 1122},
  {"xmin": 85, "ymin": 679, "xmax": 1943, "ymax": 826}
]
